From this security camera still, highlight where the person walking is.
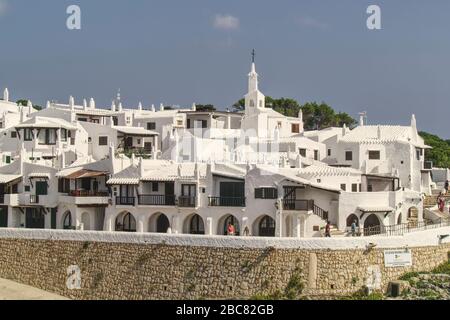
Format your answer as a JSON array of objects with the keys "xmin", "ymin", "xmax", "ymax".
[
  {"xmin": 445, "ymin": 180, "xmax": 449, "ymax": 193},
  {"xmin": 351, "ymin": 220, "xmax": 357, "ymax": 237},
  {"xmin": 227, "ymin": 222, "xmax": 235, "ymax": 236},
  {"xmin": 325, "ymin": 221, "xmax": 332, "ymax": 238}
]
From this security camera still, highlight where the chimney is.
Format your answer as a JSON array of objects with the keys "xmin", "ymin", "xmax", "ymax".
[
  {"xmin": 160, "ymin": 103, "xmax": 164, "ymax": 112},
  {"xmin": 89, "ymin": 98, "xmax": 96, "ymax": 109},
  {"xmin": 83, "ymin": 99, "xmax": 88, "ymax": 110},
  {"xmin": 151, "ymin": 104, "xmax": 156, "ymax": 112},
  {"xmin": 69, "ymin": 96, "xmax": 75, "ymax": 110},
  {"xmin": 359, "ymin": 114, "xmax": 364, "ymax": 126},
  {"xmin": 138, "ymin": 102, "xmax": 143, "ymax": 112},
  {"xmin": 377, "ymin": 125, "xmax": 382, "ymax": 139},
  {"xmin": 411, "ymin": 114, "xmax": 417, "ymax": 132},
  {"xmin": 192, "ymin": 103, "xmax": 197, "ymax": 112},
  {"xmin": 111, "ymin": 101, "xmax": 116, "ymax": 112},
  {"xmin": 3, "ymin": 88, "xmax": 9, "ymax": 102}
]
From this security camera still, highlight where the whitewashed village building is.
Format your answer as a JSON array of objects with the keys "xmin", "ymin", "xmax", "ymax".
[{"xmin": 0, "ymin": 59, "xmax": 439, "ymax": 238}]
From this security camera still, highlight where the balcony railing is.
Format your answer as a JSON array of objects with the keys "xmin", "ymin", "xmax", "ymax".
[
  {"xmin": 178, "ymin": 196, "xmax": 197, "ymax": 208},
  {"xmin": 115, "ymin": 196, "xmax": 135, "ymax": 206},
  {"xmin": 424, "ymin": 161, "xmax": 433, "ymax": 170},
  {"xmin": 282, "ymin": 199, "xmax": 314, "ymax": 211},
  {"xmin": 138, "ymin": 195, "xmax": 175, "ymax": 206},
  {"xmin": 30, "ymin": 195, "xmax": 39, "ymax": 204},
  {"xmin": 208, "ymin": 197, "xmax": 246, "ymax": 207},
  {"xmin": 69, "ymin": 190, "xmax": 109, "ymax": 197}
]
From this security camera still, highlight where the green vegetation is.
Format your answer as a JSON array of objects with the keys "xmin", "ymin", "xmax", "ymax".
[
  {"xmin": 195, "ymin": 104, "xmax": 217, "ymax": 112},
  {"xmin": 419, "ymin": 131, "xmax": 450, "ymax": 168},
  {"xmin": 341, "ymin": 290, "xmax": 385, "ymax": 300},
  {"xmin": 250, "ymin": 266, "xmax": 304, "ymax": 300},
  {"xmin": 233, "ymin": 97, "xmax": 356, "ymax": 130},
  {"xmin": 16, "ymin": 99, "xmax": 43, "ymax": 110}
]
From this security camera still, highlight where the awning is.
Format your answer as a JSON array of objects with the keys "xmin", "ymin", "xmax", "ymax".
[
  {"xmin": 0, "ymin": 174, "xmax": 22, "ymax": 184},
  {"xmin": 115, "ymin": 126, "xmax": 159, "ymax": 137},
  {"xmin": 65, "ymin": 170, "xmax": 108, "ymax": 179},
  {"xmin": 28, "ymin": 173, "xmax": 50, "ymax": 179},
  {"xmin": 358, "ymin": 206, "xmax": 394, "ymax": 213},
  {"xmin": 107, "ymin": 178, "xmax": 140, "ymax": 185}
]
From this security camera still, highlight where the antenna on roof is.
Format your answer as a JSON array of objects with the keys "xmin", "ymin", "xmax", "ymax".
[{"xmin": 251, "ymin": 49, "xmax": 256, "ymax": 63}]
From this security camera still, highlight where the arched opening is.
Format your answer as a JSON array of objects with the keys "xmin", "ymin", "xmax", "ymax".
[
  {"xmin": 188, "ymin": 214, "xmax": 204, "ymax": 235},
  {"xmin": 81, "ymin": 212, "xmax": 90, "ymax": 231},
  {"xmin": 220, "ymin": 214, "xmax": 240, "ymax": 236},
  {"xmin": 407, "ymin": 207, "xmax": 418, "ymax": 227},
  {"xmin": 156, "ymin": 214, "xmax": 170, "ymax": 233},
  {"xmin": 363, "ymin": 214, "xmax": 381, "ymax": 236},
  {"xmin": 63, "ymin": 211, "xmax": 72, "ymax": 230},
  {"xmin": 346, "ymin": 214, "xmax": 359, "ymax": 227},
  {"xmin": 258, "ymin": 215, "xmax": 276, "ymax": 237},
  {"xmin": 115, "ymin": 212, "xmax": 136, "ymax": 232}
]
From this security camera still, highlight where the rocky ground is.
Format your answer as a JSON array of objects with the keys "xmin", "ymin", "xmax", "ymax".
[{"xmin": 401, "ymin": 274, "xmax": 450, "ymax": 300}]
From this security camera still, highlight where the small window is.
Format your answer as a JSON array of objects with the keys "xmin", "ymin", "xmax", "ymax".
[
  {"xmin": 352, "ymin": 184, "xmax": 358, "ymax": 192},
  {"xmin": 255, "ymin": 188, "xmax": 278, "ymax": 199},
  {"xmin": 99, "ymin": 136, "xmax": 108, "ymax": 146},
  {"xmin": 277, "ymin": 122, "xmax": 282, "ymax": 128},
  {"xmin": 24, "ymin": 186, "xmax": 31, "ymax": 192},
  {"xmin": 152, "ymin": 182, "xmax": 159, "ymax": 192},
  {"xmin": 368, "ymin": 151, "xmax": 381, "ymax": 160},
  {"xmin": 78, "ymin": 118, "xmax": 88, "ymax": 122},
  {"xmin": 147, "ymin": 122, "xmax": 156, "ymax": 130},
  {"xmin": 299, "ymin": 149, "xmax": 306, "ymax": 157},
  {"xmin": 340, "ymin": 184, "xmax": 347, "ymax": 191},
  {"xmin": 202, "ymin": 120, "xmax": 207, "ymax": 129},
  {"xmin": 11, "ymin": 131, "xmax": 17, "ymax": 138},
  {"xmin": 177, "ymin": 120, "xmax": 183, "ymax": 126},
  {"xmin": 291, "ymin": 124, "xmax": 300, "ymax": 134},
  {"xmin": 314, "ymin": 150, "xmax": 319, "ymax": 161},
  {"xmin": 368, "ymin": 185, "xmax": 373, "ymax": 192},
  {"xmin": 327, "ymin": 149, "xmax": 331, "ymax": 157},
  {"xmin": 61, "ymin": 129, "xmax": 67, "ymax": 142},
  {"xmin": 345, "ymin": 151, "xmax": 353, "ymax": 161},
  {"xmin": 24, "ymin": 128, "xmax": 33, "ymax": 141}
]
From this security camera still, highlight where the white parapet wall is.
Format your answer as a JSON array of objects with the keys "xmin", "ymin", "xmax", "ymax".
[{"xmin": 0, "ymin": 227, "xmax": 449, "ymax": 250}]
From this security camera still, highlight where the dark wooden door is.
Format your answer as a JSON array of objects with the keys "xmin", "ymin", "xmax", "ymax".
[
  {"xmin": 0, "ymin": 206, "xmax": 8, "ymax": 228},
  {"xmin": 26, "ymin": 208, "xmax": 45, "ymax": 229}
]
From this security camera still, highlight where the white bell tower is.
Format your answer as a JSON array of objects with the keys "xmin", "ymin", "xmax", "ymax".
[{"xmin": 244, "ymin": 50, "xmax": 265, "ymax": 116}]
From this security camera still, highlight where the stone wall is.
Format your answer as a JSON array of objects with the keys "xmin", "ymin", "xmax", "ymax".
[{"xmin": 0, "ymin": 231, "xmax": 449, "ymax": 299}]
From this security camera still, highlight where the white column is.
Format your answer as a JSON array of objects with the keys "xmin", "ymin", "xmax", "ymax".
[
  {"xmin": 7, "ymin": 206, "xmax": 15, "ymax": 228},
  {"xmin": 295, "ymin": 214, "xmax": 302, "ymax": 238},
  {"xmin": 137, "ymin": 219, "xmax": 144, "ymax": 233},
  {"xmin": 206, "ymin": 217, "xmax": 213, "ymax": 235}
]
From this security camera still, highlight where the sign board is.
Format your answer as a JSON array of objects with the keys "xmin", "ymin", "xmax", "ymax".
[{"xmin": 384, "ymin": 249, "xmax": 413, "ymax": 268}]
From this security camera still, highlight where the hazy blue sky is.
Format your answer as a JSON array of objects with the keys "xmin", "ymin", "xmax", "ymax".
[{"xmin": 1, "ymin": 0, "xmax": 450, "ymax": 137}]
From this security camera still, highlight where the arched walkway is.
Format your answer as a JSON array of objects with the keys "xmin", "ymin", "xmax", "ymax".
[
  {"xmin": 346, "ymin": 214, "xmax": 359, "ymax": 227},
  {"xmin": 115, "ymin": 212, "xmax": 136, "ymax": 232},
  {"xmin": 258, "ymin": 215, "xmax": 276, "ymax": 237},
  {"xmin": 81, "ymin": 212, "xmax": 91, "ymax": 231},
  {"xmin": 218, "ymin": 214, "xmax": 240, "ymax": 236},
  {"xmin": 187, "ymin": 214, "xmax": 205, "ymax": 235},
  {"xmin": 149, "ymin": 213, "xmax": 171, "ymax": 233},
  {"xmin": 62, "ymin": 211, "xmax": 72, "ymax": 230},
  {"xmin": 363, "ymin": 214, "xmax": 381, "ymax": 236}
]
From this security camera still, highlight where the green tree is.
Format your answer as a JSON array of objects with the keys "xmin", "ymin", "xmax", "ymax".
[
  {"xmin": 195, "ymin": 104, "xmax": 216, "ymax": 112},
  {"xmin": 16, "ymin": 99, "xmax": 43, "ymax": 110},
  {"xmin": 419, "ymin": 131, "xmax": 450, "ymax": 168},
  {"xmin": 232, "ymin": 97, "xmax": 356, "ymax": 130}
]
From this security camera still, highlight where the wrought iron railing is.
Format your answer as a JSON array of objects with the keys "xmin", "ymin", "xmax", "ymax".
[
  {"xmin": 30, "ymin": 195, "xmax": 39, "ymax": 204},
  {"xmin": 138, "ymin": 195, "xmax": 175, "ymax": 206},
  {"xmin": 361, "ymin": 218, "xmax": 450, "ymax": 237},
  {"xmin": 69, "ymin": 190, "xmax": 109, "ymax": 197},
  {"xmin": 282, "ymin": 199, "xmax": 314, "ymax": 211},
  {"xmin": 115, "ymin": 196, "xmax": 135, "ymax": 206},
  {"xmin": 208, "ymin": 197, "xmax": 246, "ymax": 207},
  {"xmin": 178, "ymin": 196, "xmax": 197, "ymax": 208},
  {"xmin": 313, "ymin": 204, "xmax": 329, "ymax": 221}
]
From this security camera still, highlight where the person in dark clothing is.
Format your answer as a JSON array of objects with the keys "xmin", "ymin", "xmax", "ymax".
[
  {"xmin": 325, "ymin": 222, "xmax": 331, "ymax": 238},
  {"xmin": 445, "ymin": 180, "xmax": 449, "ymax": 192}
]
